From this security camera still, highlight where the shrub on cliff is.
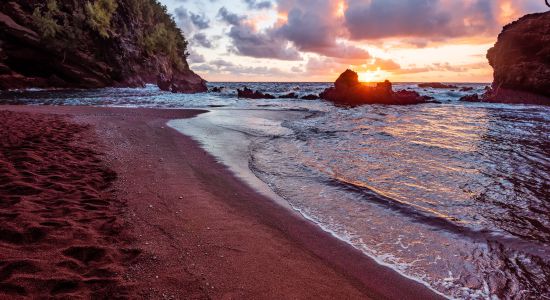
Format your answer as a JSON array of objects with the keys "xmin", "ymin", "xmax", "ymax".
[
  {"xmin": 85, "ymin": 0, "xmax": 118, "ymax": 38},
  {"xmin": 130, "ymin": 0, "xmax": 189, "ymax": 70},
  {"xmin": 142, "ymin": 23, "xmax": 187, "ymax": 70},
  {"xmin": 31, "ymin": 0, "xmax": 62, "ymax": 39},
  {"xmin": 27, "ymin": 0, "xmax": 189, "ymax": 70}
]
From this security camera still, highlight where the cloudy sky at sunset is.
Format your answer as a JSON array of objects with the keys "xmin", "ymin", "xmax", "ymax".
[{"xmin": 161, "ymin": 0, "xmax": 548, "ymax": 82}]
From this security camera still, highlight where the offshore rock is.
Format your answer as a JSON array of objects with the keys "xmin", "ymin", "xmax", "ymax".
[
  {"xmin": 320, "ymin": 70, "xmax": 431, "ymax": 105},
  {"xmin": 278, "ymin": 92, "xmax": 298, "ymax": 99},
  {"xmin": 300, "ymin": 94, "xmax": 319, "ymax": 100},
  {"xmin": 237, "ymin": 87, "xmax": 275, "ymax": 99},
  {"xmin": 417, "ymin": 82, "xmax": 458, "ymax": 89},
  {"xmin": 459, "ymin": 94, "xmax": 480, "ymax": 102}
]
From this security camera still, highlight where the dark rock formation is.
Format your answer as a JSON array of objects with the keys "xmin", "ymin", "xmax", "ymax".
[
  {"xmin": 459, "ymin": 94, "xmax": 480, "ymax": 102},
  {"xmin": 210, "ymin": 86, "xmax": 224, "ymax": 93},
  {"xmin": 278, "ymin": 92, "xmax": 298, "ymax": 99},
  {"xmin": 237, "ymin": 87, "xmax": 275, "ymax": 99},
  {"xmin": 300, "ymin": 94, "xmax": 319, "ymax": 100},
  {"xmin": 418, "ymin": 82, "xmax": 458, "ymax": 89},
  {"xmin": 483, "ymin": 11, "xmax": 550, "ymax": 104},
  {"xmin": 459, "ymin": 87, "xmax": 474, "ymax": 92},
  {"xmin": 0, "ymin": 1, "xmax": 206, "ymax": 93},
  {"xmin": 320, "ymin": 70, "xmax": 432, "ymax": 105}
]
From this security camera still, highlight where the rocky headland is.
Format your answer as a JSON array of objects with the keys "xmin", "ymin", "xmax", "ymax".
[
  {"xmin": 0, "ymin": 0, "xmax": 206, "ymax": 93},
  {"xmin": 464, "ymin": 11, "xmax": 549, "ymax": 105}
]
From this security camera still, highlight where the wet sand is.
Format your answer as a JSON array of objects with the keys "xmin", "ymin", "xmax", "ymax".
[{"xmin": 0, "ymin": 105, "xmax": 442, "ymax": 299}]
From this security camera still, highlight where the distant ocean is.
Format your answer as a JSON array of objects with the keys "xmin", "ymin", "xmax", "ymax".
[{"xmin": 2, "ymin": 82, "xmax": 549, "ymax": 298}]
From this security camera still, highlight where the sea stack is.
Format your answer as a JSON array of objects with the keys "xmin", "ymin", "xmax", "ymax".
[
  {"xmin": 320, "ymin": 69, "xmax": 432, "ymax": 105},
  {"xmin": 0, "ymin": 1, "xmax": 206, "ymax": 93},
  {"xmin": 482, "ymin": 11, "xmax": 550, "ymax": 104}
]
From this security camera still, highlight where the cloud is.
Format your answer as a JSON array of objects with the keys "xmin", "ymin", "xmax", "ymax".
[
  {"xmin": 303, "ymin": 55, "xmax": 401, "ymax": 77},
  {"xmin": 217, "ymin": 1, "xmax": 372, "ymax": 62},
  {"xmin": 218, "ymin": 7, "xmax": 302, "ymax": 60},
  {"xmin": 194, "ymin": 59, "xmax": 290, "ymax": 77},
  {"xmin": 174, "ymin": 7, "xmax": 194, "ymax": 35},
  {"xmin": 227, "ymin": 24, "xmax": 302, "ymax": 60},
  {"xmin": 372, "ymin": 58, "xmax": 401, "ymax": 71},
  {"xmin": 393, "ymin": 62, "xmax": 490, "ymax": 75},
  {"xmin": 345, "ymin": 0, "xmax": 451, "ymax": 40},
  {"xmin": 174, "ymin": 7, "xmax": 210, "ymax": 34},
  {"xmin": 189, "ymin": 12, "xmax": 210, "ymax": 30},
  {"xmin": 187, "ymin": 49, "xmax": 206, "ymax": 64},
  {"xmin": 343, "ymin": 0, "xmax": 547, "ymax": 41},
  {"xmin": 244, "ymin": 0, "xmax": 273, "ymax": 10},
  {"xmin": 217, "ymin": 7, "xmax": 245, "ymax": 26},
  {"xmin": 192, "ymin": 33, "xmax": 213, "ymax": 48},
  {"xmin": 274, "ymin": 0, "xmax": 372, "ymax": 60}
]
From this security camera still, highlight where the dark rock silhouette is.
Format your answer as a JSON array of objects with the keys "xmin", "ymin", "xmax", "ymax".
[
  {"xmin": 210, "ymin": 86, "xmax": 224, "ymax": 93},
  {"xmin": 418, "ymin": 83, "xmax": 458, "ymax": 89},
  {"xmin": 0, "ymin": 1, "xmax": 206, "ymax": 93},
  {"xmin": 237, "ymin": 87, "xmax": 275, "ymax": 99},
  {"xmin": 320, "ymin": 70, "xmax": 432, "ymax": 105},
  {"xmin": 278, "ymin": 92, "xmax": 298, "ymax": 99},
  {"xmin": 459, "ymin": 94, "xmax": 480, "ymax": 102},
  {"xmin": 300, "ymin": 94, "xmax": 320, "ymax": 100},
  {"xmin": 482, "ymin": 11, "xmax": 550, "ymax": 104},
  {"xmin": 460, "ymin": 87, "xmax": 474, "ymax": 92}
]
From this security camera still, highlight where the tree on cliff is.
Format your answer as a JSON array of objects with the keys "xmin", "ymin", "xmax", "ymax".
[{"xmin": 30, "ymin": 0, "xmax": 189, "ymax": 71}]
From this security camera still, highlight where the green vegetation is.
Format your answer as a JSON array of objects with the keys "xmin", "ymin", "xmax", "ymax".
[
  {"xmin": 129, "ymin": 0, "xmax": 189, "ymax": 70},
  {"xmin": 29, "ymin": 0, "xmax": 189, "ymax": 70},
  {"xmin": 32, "ymin": 0, "xmax": 62, "ymax": 39},
  {"xmin": 142, "ymin": 23, "xmax": 187, "ymax": 69},
  {"xmin": 85, "ymin": 0, "xmax": 118, "ymax": 38}
]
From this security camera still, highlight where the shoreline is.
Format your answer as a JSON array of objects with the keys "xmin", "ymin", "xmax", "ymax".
[{"xmin": 0, "ymin": 105, "xmax": 442, "ymax": 299}]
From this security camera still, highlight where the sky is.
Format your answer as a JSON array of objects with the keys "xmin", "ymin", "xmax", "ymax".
[{"xmin": 161, "ymin": 0, "xmax": 548, "ymax": 82}]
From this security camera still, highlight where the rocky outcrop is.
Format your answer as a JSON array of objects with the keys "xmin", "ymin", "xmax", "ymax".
[
  {"xmin": 459, "ymin": 94, "xmax": 480, "ymax": 102},
  {"xmin": 237, "ymin": 87, "xmax": 275, "ymax": 99},
  {"xmin": 300, "ymin": 94, "xmax": 319, "ymax": 100},
  {"xmin": 0, "ymin": 1, "xmax": 206, "ymax": 93},
  {"xmin": 483, "ymin": 11, "xmax": 550, "ymax": 104},
  {"xmin": 418, "ymin": 82, "xmax": 458, "ymax": 89},
  {"xmin": 210, "ymin": 86, "xmax": 224, "ymax": 93},
  {"xmin": 278, "ymin": 92, "xmax": 298, "ymax": 99},
  {"xmin": 320, "ymin": 69, "xmax": 433, "ymax": 105}
]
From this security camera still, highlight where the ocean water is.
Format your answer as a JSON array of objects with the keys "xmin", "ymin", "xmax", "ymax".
[{"xmin": 2, "ymin": 83, "xmax": 549, "ymax": 299}]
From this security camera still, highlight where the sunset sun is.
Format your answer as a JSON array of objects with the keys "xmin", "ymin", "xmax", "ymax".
[{"xmin": 358, "ymin": 68, "xmax": 389, "ymax": 82}]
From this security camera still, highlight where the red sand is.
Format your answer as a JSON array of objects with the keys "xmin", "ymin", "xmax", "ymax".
[
  {"xmin": 0, "ymin": 106, "xmax": 442, "ymax": 299},
  {"xmin": 0, "ymin": 110, "xmax": 132, "ymax": 298}
]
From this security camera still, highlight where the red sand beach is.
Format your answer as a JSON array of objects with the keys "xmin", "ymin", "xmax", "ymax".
[{"xmin": 0, "ymin": 106, "xmax": 442, "ymax": 299}]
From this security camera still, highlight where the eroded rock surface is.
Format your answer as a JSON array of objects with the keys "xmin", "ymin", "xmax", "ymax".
[{"xmin": 483, "ymin": 11, "xmax": 550, "ymax": 104}]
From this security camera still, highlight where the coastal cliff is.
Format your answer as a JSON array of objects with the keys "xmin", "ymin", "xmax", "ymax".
[
  {"xmin": 0, "ymin": 0, "xmax": 206, "ymax": 93},
  {"xmin": 483, "ymin": 11, "xmax": 550, "ymax": 104}
]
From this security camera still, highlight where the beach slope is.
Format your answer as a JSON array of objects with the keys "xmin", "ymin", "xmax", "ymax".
[{"xmin": 0, "ymin": 106, "xmax": 441, "ymax": 299}]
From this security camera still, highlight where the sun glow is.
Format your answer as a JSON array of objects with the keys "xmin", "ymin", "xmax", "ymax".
[
  {"xmin": 358, "ymin": 68, "xmax": 389, "ymax": 82},
  {"xmin": 336, "ymin": 1, "xmax": 347, "ymax": 18}
]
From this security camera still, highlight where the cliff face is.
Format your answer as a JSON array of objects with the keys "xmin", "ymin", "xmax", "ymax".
[
  {"xmin": 485, "ymin": 11, "xmax": 550, "ymax": 104},
  {"xmin": 0, "ymin": 0, "xmax": 206, "ymax": 93}
]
